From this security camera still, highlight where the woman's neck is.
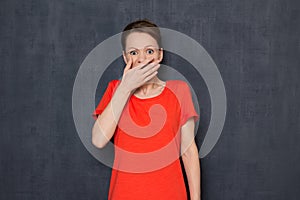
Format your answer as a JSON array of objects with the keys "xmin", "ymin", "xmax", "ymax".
[{"xmin": 135, "ymin": 76, "xmax": 165, "ymax": 96}]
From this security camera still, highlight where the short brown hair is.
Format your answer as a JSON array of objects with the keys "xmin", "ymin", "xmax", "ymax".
[{"xmin": 121, "ymin": 19, "xmax": 162, "ymax": 50}]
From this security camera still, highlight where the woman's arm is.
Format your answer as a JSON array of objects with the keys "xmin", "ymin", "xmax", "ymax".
[
  {"xmin": 92, "ymin": 57, "xmax": 160, "ymax": 148},
  {"xmin": 181, "ymin": 118, "xmax": 201, "ymax": 200},
  {"xmin": 92, "ymin": 82, "xmax": 132, "ymax": 148}
]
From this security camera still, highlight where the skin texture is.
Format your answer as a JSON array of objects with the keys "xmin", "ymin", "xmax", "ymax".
[
  {"xmin": 122, "ymin": 32, "xmax": 165, "ymax": 98},
  {"xmin": 92, "ymin": 31, "xmax": 201, "ymax": 200},
  {"xmin": 181, "ymin": 118, "xmax": 201, "ymax": 200}
]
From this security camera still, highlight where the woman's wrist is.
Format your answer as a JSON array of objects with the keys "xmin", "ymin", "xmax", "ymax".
[
  {"xmin": 191, "ymin": 192, "xmax": 201, "ymax": 200},
  {"xmin": 118, "ymin": 82, "xmax": 133, "ymax": 95}
]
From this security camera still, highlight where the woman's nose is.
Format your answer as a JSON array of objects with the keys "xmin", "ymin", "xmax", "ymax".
[{"xmin": 137, "ymin": 50, "xmax": 147, "ymax": 63}]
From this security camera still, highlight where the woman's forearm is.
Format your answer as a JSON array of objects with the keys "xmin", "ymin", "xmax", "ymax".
[
  {"xmin": 182, "ymin": 141, "xmax": 201, "ymax": 200},
  {"xmin": 92, "ymin": 82, "xmax": 132, "ymax": 148}
]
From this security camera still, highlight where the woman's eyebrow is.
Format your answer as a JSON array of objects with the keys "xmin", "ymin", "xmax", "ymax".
[
  {"xmin": 127, "ymin": 47, "xmax": 138, "ymax": 50},
  {"xmin": 144, "ymin": 45, "xmax": 157, "ymax": 48},
  {"xmin": 127, "ymin": 45, "xmax": 157, "ymax": 50}
]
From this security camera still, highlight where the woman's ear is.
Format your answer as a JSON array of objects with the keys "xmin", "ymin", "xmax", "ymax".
[
  {"xmin": 122, "ymin": 51, "xmax": 128, "ymax": 64},
  {"xmin": 158, "ymin": 48, "xmax": 164, "ymax": 62}
]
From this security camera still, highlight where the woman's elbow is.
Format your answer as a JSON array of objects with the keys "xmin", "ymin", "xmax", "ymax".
[
  {"xmin": 92, "ymin": 124, "xmax": 108, "ymax": 149},
  {"xmin": 182, "ymin": 141, "xmax": 198, "ymax": 158},
  {"xmin": 92, "ymin": 137, "xmax": 106, "ymax": 149}
]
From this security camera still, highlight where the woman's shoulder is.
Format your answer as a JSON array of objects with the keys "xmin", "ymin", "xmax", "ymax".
[
  {"xmin": 108, "ymin": 79, "xmax": 121, "ymax": 87},
  {"xmin": 165, "ymin": 80, "xmax": 191, "ymax": 100},
  {"xmin": 109, "ymin": 79, "xmax": 189, "ymax": 87},
  {"xmin": 110, "ymin": 79, "xmax": 121, "ymax": 83}
]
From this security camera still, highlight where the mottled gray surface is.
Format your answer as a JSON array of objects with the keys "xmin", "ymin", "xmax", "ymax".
[{"xmin": 1, "ymin": 0, "xmax": 300, "ymax": 199}]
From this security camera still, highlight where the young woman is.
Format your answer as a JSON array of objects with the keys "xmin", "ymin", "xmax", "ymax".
[{"xmin": 92, "ymin": 19, "xmax": 201, "ymax": 200}]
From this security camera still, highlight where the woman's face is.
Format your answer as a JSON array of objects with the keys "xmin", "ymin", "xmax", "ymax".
[{"xmin": 123, "ymin": 32, "xmax": 163, "ymax": 68}]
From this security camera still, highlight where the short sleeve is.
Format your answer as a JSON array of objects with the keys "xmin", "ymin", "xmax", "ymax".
[
  {"xmin": 92, "ymin": 80, "xmax": 120, "ymax": 120},
  {"xmin": 179, "ymin": 82, "xmax": 200, "ymax": 126}
]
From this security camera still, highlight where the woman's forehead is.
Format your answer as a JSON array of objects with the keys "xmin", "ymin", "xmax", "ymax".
[{"xmin": 126, "ymin": 32, "xmax": 159, "ymax": 49}]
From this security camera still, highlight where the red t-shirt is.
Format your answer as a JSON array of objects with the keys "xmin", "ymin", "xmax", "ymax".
[{"xmin": 93, "ymin": 79, "xmax": 199, "ymax": 200}]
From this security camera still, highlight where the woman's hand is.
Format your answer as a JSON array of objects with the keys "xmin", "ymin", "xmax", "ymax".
[{"xmin": 120, "ymin": 56, "xmax": 161, "ymax": 93}]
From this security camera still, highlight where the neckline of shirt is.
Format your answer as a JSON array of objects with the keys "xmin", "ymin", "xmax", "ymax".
[{"xmin": 131, "ymin": 81, "xmax": 168, "ymax": 101}]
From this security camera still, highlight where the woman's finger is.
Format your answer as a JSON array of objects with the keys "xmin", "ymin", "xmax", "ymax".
[
  {"xmin": 142, "ymin": 63, "xmax": 160, "ymax": 78},
  {"xmin": 140, "ymin": 60, "xmax": 160, "ymax": 74},
  {"xmin": 135, "ymin": 57, "xmax": 154, "ymax": 70},
  {"xmin": 144, "ymin": 70, "xmax": 158, "ymax": 82},
  {"xmin": 123, "ymin": 56, "xmax": 132, "ymax": 75}
]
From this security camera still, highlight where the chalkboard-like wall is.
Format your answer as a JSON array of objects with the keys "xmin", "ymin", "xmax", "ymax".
[{"xmin": 1, "ymin": 0, "xmax": 299, "ymax": 199}]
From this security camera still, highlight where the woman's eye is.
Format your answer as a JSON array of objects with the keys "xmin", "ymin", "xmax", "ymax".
[
  {"xmin": 129, "ymin": 51, "xmax": 138, "ymax": 55},
  {"xmin": 146, "ymin": 49, "xmax": 154, "ymax": 54}
]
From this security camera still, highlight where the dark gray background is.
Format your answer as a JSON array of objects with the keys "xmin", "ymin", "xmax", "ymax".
[{"xmin": 1, "ymin": 0, "xmax": 299, "ymax": 199}]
